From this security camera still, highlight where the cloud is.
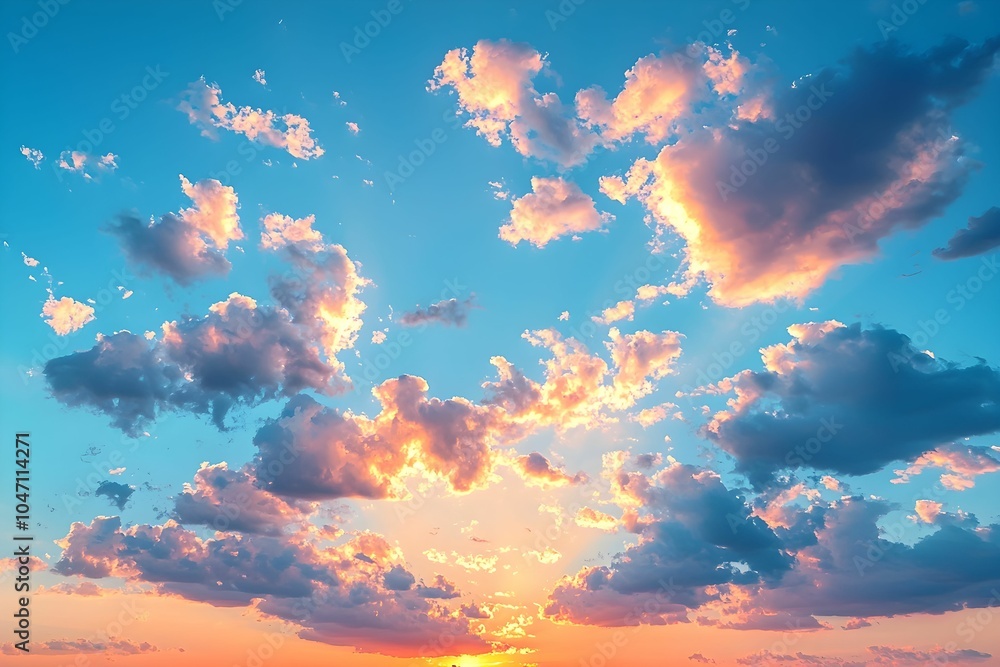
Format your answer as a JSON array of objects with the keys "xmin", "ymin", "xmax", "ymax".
[
  {"xmin": 548, "ymin": 455, "xmax": 1000, "ymax": 630},
  {"xmin": 740, "ymin": 496, "xmax": 1000, "ymax": 624},
  {"xmin": 41, "ymin": 296, "xmax": 95, "ymax": 335},
  {"xmin": 57, "ymin": 150, "xmax": 118, "ymax": 179},
  {"xmin": 255, "ymin": 326, "xmax": 682, "ymax": 501},
  {"xmin": 703, "ymin": 322, "xmax": 1000, "ymax": 486},
  {"xmin": 590, "ymin": 301, "xmax": 635, "ymax": 325},
  {"xmin": 545, "ymin": 458, "xmax": 790, "ymax": 627},
  {"xmin": 253, "ymin": 68, "xmax": 266, "ymax": 86},
  {"xmin": 913, "ymin": 500, "xmax": 943, "ymax": 524},
  {"xmin": 574, "ymin": 507, "xmax": 618, "ymax": 532},
  {"xmin": 602, "ymin": 37, "xmax": 1000, "ymax": 306},
  {"xmin": 0, "ymin": 638, "xmax": 157, "ymax": 656},
  {"xmin": 398, "ymin": 295, "xmax": 477, "ymax": 327},
  {"xmin": 891, "ymin": 443, "xmax": 1000, "ymax": 490},
  {"xmin": 20, "ymin": 145, "xmax": 43, "ymax": 168},
  {"xmin": 430, "ymin": 40, "xmax": 598, "ymax": 167},
  {"xmin": 178, "ymin": 78, "xmax": 324, "ymax": 159},
  {"xmin": 513, "ymin": 452, "xmax": 586, "ymax": 488},
  {"xmin": 173, "ymin": 462, "xmax": 309, "ymax": 535},
  {"xmin": 109, "ymin": 175, "xmax": 242, "ymax": 284},
  {"xmin": 934, "ymin": 206, "xmax": 1000, "ymax": 260},
  {"xmin": 500, "ymin": 177, "xmax": 614, "ymax": 248},
  {"xmin": 95, "ymin": 480, "xmax": 134, "ymax": 510},
  {"xmin": 255, "ymin": 375, "xmax": 508, "ymax": 498},
  {"xmin": 44, "ymin": 293, "xmax": 341, "ymax": 435},
  {"xmin": 260, "ymin": 213, "xmax": 324, "ymax": 252},
  {"xmin": 738, "ymin": 645, "xmax": 992, "ymax": 666},
  {"xmin": 52, "ymin": 515, "xmax": 491, "ymax": 658},
  {"xmin": 265, "ymin": 239, "xmax": 369, "ymax": 361}
]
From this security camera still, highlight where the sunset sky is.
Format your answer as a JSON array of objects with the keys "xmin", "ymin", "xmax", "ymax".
[{"xmin": 2, "ymin": 1, "xmax": 1000, "ymax": 665}]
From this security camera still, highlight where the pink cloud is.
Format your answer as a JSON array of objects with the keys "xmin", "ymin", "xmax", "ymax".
[
  {"xmin": 179, "ymin": 78, "xmax": 324, "ymax": 159},
  {"xmin": 501, "ymin": 176, "xmax": 614, "ymax": 248}
]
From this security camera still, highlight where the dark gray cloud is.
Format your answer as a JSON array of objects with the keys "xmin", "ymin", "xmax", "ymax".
[
  {"xmin": 934, "ymin": 206, "xmax": 1000, "ymax": 260},
  {"xmin": 752, "ymin": 497, "xmax": 1000, "ymax": 621},
  {"xmin": 545, "ymin": 460, "xmax": 791, "ymax": 626},
  {"xmin": 108, "ymin": 213, "xmax": 231, "ymax": 285},
  {"xmin": 704, "ymin": 323, "xmax": 1000, "ymax": 487},
  {"xmin": 44, "ymin": 295, "xmax": 339, "ymax": 435},
  {"xmin": 95, "ymin": 480, "xmax": 134, "ymax": 510},
  {"xmin": 398, "ymin": 295, "xmax": 477, "ymax": 327}
]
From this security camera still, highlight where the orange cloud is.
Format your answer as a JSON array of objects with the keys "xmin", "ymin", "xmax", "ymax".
[
  {"xmin": 178, "ymin": 78, "xmax": 324, "ymax": 159},
  {"xmin": 501, "ymin": 176, "xmax": 614, "ymax": 248},
  {"xmin": 41, "ymin": 296, "xmax": 95, "ymax": 335}
]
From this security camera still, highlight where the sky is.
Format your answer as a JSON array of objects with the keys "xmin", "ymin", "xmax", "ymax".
[{"xmin": 1, "ymin": 1, "xmax": 1000, "ymax": 665}]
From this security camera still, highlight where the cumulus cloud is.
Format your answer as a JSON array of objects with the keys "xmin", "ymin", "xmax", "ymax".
[
  {"xmin": 602, "ymin": 37, "xmax": 1000, "ymax": 306},
  {"xmin": 545, "ymin": 458, "xmax": 790, "ymax": 627},
  {"xmin": 108, "ymin": 175, "xmax": 242, "ymax": 284},
  {"xmin": 430, "ymin": 40, "xmax": 598, "ymax": 167},
  {"xmin": 546, "ymin": 454, "xmax": 1000, "ymax": 631},
  {"xmin": 173, "ymin": 462, "xmax": 309, "ymax": 535},
  {"xmin": 41, "ymin": 296, "xmax": 95, "ymax": 335},
  {"xmin": 500, "ymin": 177, "xmax": 614, "ymax": 248},
  {"xmin": 178, "ymin": 78, "xmax": 324, "ymax": 159},
  {"xmin": 934, "ymin": 206, "xmax": 1000, "ymax": 260},
  {"xmin": 260, "ymin": 213, "xmax": 324, "ymax": 252},
  {"xmin": 255, "ymin": 376, "xmax": 510, "ymax": 498},
  {"xmin": 253, "ymin": 326, "xmax": 682, "ymax": 501},
  {"xmin": 44, "ymin": 294, "xmax": 341, "ymax": 435},
  {"xmin": 398, "ymin": 295, "xmax": 477, "ymax": 327},
  {"xmin": 52, "ymin": 515, "xmax": 490, "ymax": 657},
  {"xmin": 267, "ymin": 240, "xmax": 369, "ymax": 361},
  {"xmin": 703, "ymin": 322, "xmax": 1000, "ymax": 486}
]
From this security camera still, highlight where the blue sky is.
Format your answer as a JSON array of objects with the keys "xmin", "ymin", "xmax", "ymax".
[{"xmin": 2, "ymin": 1, "xmax": 1000, "ymax": 665}]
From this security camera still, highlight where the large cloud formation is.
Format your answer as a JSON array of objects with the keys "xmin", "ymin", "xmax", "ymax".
[
  {"xmin": 545, "ymin": 454, "xmax": 1000, "ymax": 631},
  {"xmin": 178, "ymin": 78, "xmax": 324, "ymax": 159},
  {"xmin": 109, "ymin": 175, "xmax": 243, "ymax": 284},
  {"xmin": 700, "ymin": 321, "xmax": 1000, "ymax": 486},
  {"xmin": 52, "ymin": 513, "xmax": 489, "ymax": 657},
  {"xmin": 252, "ymin": 326, "xmax": 682, "ymax": 500},
  {"xmin": 601, "ymin": 37, "xmax": 1000, "ymax": 305},
  {"xmin": 545, "ymin": 456, "xmax": 792, "ymax": 627},
  {"xmin": 44, "ymin": 294, "xmax": 341, "ymax": 435},
  {"xmin": 50, "ymin": 214, "xmax": 368, "ymax": 434}
]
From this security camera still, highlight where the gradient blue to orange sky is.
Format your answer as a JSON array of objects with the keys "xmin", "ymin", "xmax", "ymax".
[{"xmin": 2, "ymin": 1, "xmax": 1000, "ymax": 666}]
